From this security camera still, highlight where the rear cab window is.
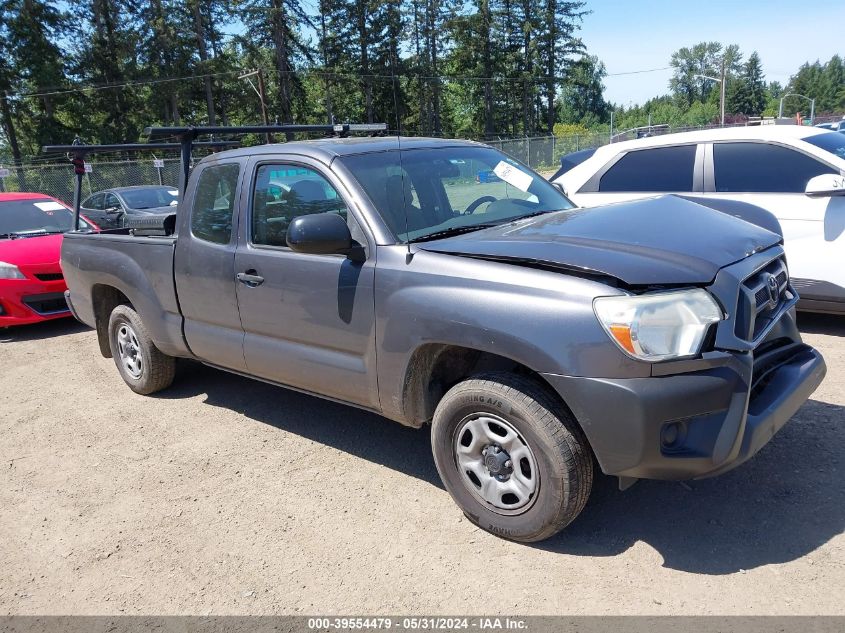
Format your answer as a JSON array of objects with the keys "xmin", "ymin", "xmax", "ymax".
[{"xmin": 190, "ymin": 163, "xmax": 241, "ymax": 244}]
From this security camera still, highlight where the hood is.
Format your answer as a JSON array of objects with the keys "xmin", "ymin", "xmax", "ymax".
[
  {"xmin": 418, "ymin": 195, "xmax": 781, "ymax": 286},
  {"xmin": 0, "ymin": 233, "xmax": 63, "ymax": 266}
]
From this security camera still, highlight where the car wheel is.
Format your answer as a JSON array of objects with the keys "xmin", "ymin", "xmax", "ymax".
[
  {"xmin": 431, "ymin": 372, "xmax": 592, "ymax": 542},
  {"xmin": 108, "ymin": 304, "xmax": 175, "ymax": 395}
]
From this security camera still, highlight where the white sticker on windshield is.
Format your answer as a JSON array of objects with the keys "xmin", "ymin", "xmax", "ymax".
[
  {"xmin": 167, "ymin": 190, "xmax": 178, "ymax": 195},
  {"xmin": 493, "ymin": 161, "xmax": 533, "ymax": 192},
  {"xmin": 33, "ymin": 201, "xmax": 66, "ymax": 212}
]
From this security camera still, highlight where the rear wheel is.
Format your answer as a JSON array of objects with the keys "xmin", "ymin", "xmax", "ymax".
[
  {"xmin": 431, "ymin": 372, "xmax": 592, "ymax": 542},
  {"xmin": 108, "ymin": 304, "xmax": 175, "ymax": 395}
]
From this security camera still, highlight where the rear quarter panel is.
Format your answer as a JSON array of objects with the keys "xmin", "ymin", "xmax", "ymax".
[{"xmin": 61, "ymin": 233, "xmax": 189, "ymax": 357}]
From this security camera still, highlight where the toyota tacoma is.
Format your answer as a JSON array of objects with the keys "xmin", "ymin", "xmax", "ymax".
[{"xmin": 60, "ymin": 132, "xmax": 826, "ymax": 542}]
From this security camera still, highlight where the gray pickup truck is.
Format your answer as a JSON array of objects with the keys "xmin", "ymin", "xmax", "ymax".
[{"xmin": 62, "ymin": 135, "xmax": 826, "ymax": 542}]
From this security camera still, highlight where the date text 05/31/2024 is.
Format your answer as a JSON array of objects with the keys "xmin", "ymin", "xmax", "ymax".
[{"xmin": 307, "ymin": 617, "xmax": 528, "ymax": 630}]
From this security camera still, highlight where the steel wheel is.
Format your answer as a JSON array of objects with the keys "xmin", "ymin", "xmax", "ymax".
[
  {"xmin": 454, "ymin": 413, "xmax": 539, "ymax": 515},
  {"xmin": 116, "ymin": 323, "xmax": 143, "ymax": 379}
]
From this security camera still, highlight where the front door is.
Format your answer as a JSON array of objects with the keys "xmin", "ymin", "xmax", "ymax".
[{"xmin": 234, "ymin": 158, "xmax": 379, "ymax": 409}]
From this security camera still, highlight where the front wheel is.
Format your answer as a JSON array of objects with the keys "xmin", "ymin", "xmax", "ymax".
[
  {"xmin": 108, "ymin": 304, "xmax": 175, "ymax": 395},
  {"xmin": 431, "ymin": 373, "xmax": 592, "ymax": 542}
]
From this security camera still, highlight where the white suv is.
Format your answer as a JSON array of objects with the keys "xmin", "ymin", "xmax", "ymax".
[{"xmin": 554, "ymin": 126, "xmax": 845, "ymax": 314}]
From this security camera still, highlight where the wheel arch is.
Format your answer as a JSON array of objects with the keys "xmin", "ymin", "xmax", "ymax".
[
  {"xmin": 400, "ymin": 343, "xmax": 576, "ymax": 430},
  {"xmin": 91, "ymin": 284, "xmax": 132, "ymax": 358}
]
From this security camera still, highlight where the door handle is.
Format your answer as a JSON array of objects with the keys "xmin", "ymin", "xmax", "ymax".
[{"xmin": 236, "ymin": 270, "xmax": 265, "ymax": 287}]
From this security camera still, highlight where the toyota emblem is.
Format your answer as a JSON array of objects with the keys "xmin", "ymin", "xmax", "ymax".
[{"xmin": 766, "ymin": 273, "xmax": 779, "ymax": 308}]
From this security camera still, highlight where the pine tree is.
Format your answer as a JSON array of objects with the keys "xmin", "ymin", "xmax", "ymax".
[
  {"xmin": 0, "ymin": 0, "xmax": 71, "ymax": 154},
  {"xmin": 238, "ymin": 0, "xmax": 313, "ymax": 127},
  {"xmin": 744, "ymin": 51, "xmax": 766, "ymax": 116},
  {"xmin": 538, "ymin": 0, "xmax": 586, "ymax": 134},
  {"xmin": 76, "ymin": 0, "xmax": 144, "ymax": 142}
]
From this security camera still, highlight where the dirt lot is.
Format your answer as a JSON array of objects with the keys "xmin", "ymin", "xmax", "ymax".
[{"xmin": 1, "ymin": 314, "xmax": 843, "ymax": 615}]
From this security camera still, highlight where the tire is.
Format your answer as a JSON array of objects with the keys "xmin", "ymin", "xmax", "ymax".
[
  {"xmin": 431, "ymin": 372, "xmax": 593, "ymax": 543},
  {"xmin": 107, "ymin": 304, "xmax": 175, "ymax": 395}
]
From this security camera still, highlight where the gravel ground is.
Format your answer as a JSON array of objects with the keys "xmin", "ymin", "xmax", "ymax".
[{"xmin": 0, "ymin": 313, "xmax": 843, "ymax": 615}]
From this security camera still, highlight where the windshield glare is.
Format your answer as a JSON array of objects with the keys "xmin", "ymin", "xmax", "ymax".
[
  {"xmin": 0, "ymin": 199, "xmax": 92, "ymax": 235},
  {"xmin": 339, "ymin": 146, "xmax": 575, "ymax": 242},
  {"xmin": 805, "ymin": 132, "xmax": 845, "ymax": 161},
  {"xmin": 120, "ymin": 187, "xmax": 179, "ymax": 210}
]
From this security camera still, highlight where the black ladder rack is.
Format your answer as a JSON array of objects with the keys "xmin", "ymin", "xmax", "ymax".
[{"xmin": 144, "ymin": 123, "xmax": 388, "ymax": 196}]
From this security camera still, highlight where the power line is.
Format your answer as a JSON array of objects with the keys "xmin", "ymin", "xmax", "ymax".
[
  {"xmin": 11, "ymin": 70, "xmax": 246, "ymax": 99},
  {"xmin": 8, "ymin": 65, "xmax": 676, "ymax": 99},
  {"xmin": 606, "ymin": 66, "xmax": 672, "ymax": 76}
]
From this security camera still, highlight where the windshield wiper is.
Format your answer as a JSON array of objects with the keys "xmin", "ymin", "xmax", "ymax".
[
  {"xmin": 407, "ymin": 224, "xmax": 497, "ymax": 243},
  {"xmin": 506, "ymin": 209, "xmax": 565, "ymax": 223},
  {"xmin": 0, "ymin": 229, "xmax": 65, "ymax": 239}
]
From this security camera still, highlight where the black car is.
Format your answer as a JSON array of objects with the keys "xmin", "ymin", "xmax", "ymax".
[
  {"xmin": 548, "ymin": 147, "xmax": 597, "ymax": 181},
  {"xmin": 81, "ymin": 185, "xmax": 179, "ymax": 229}
]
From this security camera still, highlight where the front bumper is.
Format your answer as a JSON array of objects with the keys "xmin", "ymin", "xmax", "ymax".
[
  {"xmin": 543, "ymin": 312, "xmax": 826, "ymax": 480},
  {"xmin": 0, "ymin": 277, "xmax": 71, "ymax": 326}
]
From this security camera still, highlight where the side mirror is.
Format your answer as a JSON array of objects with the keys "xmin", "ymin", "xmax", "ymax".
[
  {"xmin": 286, "ymin": 212, "xmax": 356, "ymax": 257},
  {"xmin": 805, "ymin": 174, "xmax": 845, "ymax": 198}
]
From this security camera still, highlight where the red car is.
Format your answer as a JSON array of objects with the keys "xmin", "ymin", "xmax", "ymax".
[{"xmin": 0, "ymin": 192, "xmax": 95, "ymax": 327}]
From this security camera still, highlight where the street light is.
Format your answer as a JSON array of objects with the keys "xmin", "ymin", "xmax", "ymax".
[
  {"xmin": 778, "ymin": 93, "xmax": 815, "ymax": 124},
  {"xmin": 694, "ymin": 72, "xmax": 725, "ymax": 126}
]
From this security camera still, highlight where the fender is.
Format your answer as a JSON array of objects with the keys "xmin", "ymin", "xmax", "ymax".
[{"xmin": 372, "ymin": 247, "xmax": 650, "ymax": 424}]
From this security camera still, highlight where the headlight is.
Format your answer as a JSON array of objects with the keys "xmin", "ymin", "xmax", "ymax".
[
  {"xmin": 593, "ymin": 289, "xmax": 723, "ymax": 362},
  {"xmin": 0, "ymin": 261, "xmax": 26, "ymax": 280}
]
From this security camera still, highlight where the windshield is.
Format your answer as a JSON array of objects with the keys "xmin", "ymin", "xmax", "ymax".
[
  {"xmin": 339, "ymin": 146, "xmax": 575, "ymax": 242},
  {"xmin": 0, "ymin": 198, "xmax": 93, "ymax": 237},
  {"xmin": 120, "ymin": 187, "xmax": 179, "ymax": 210},
  {"xmin": 805, "ymin": 132, "xmax": 845, "ymax": 162}
]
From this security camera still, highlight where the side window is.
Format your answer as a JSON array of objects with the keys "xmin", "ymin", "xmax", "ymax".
[
  {"xmin": 251, "ymin": 164, "xmax": 350, "ymax": 248},
  {"xmin": 191, "ymin": 163, "xmax": 240, "ymax": 244},
  {"xmin": 713, "ymin": 142, "xmax": 838, "ymax": 193},
  {"xmin": 85, "ymin": 193, "xmax": 104, "ymax": 210},
  {"xmin": 598, "ymin": 145, "xmax": 697, "ymax": 192},
  {"xmin": 104, "ymin": 193, "xmax": 121, "ymax": 210}
]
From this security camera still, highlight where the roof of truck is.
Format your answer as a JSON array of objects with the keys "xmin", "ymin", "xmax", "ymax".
[{"xmin": 200, "ymin": 136, "xmax": 486, "ymax": 164}]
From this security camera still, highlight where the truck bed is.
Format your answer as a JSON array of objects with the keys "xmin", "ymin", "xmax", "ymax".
[{"xmin": 61, "ymin": 231, "xmax": 190, "ymax": 358}]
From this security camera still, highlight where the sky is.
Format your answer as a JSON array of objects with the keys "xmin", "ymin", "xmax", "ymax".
[{"xmin": 580, "ymin": 0, "xmax": 843, "ymax": 106}]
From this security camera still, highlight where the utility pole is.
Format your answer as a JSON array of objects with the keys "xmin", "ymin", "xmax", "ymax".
[
  {"xmin": 719, "ymin": 58, "xmax": 726, "ymax": 126},
  {"xmin": 239, "ymin": 69, "xmax": 273, "ymax": 144},
  {"xmin": 694, "ymin": 71, "xmax": 725, "ymax": 126},
  {"xmin": 256, "ymin": 69, "xmax": 272, "ymax": 144}
]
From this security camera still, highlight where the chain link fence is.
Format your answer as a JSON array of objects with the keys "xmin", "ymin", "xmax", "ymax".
[
  {"xmin": 488, "ymin": 133, "xmax": 610, "ymax": 173},
  {"xmin": 1, "ymin": 134, "xmax": 613, "ymax": 202},
  {"xmin": 0, "ymin": 156, "xmax": 185, "ymax": 203}
]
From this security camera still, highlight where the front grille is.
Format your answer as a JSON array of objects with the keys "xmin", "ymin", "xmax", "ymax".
[
  {"xmin": 34, "ymin": 272, "xmax": 64, "ymax": 282},
  {"xmin": 22, "ymin": 292, "xmax": 69, "ymax": 315},
  {"xmin": 734, "ymin": 256, "xmax": 791, "ymax": 342}
]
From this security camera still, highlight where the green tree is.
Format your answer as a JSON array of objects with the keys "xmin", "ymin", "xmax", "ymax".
[
  {"xmin": 670, "ymin": 42, "xmax": 742, "ymax": 107},
  {"xmin": 558, "ymin": 54, "xmax": 608, "ymax": 125},
  {"xmin": 537, "ymin": 0, "xmax": 587, "ymax": 134},
  {"xmin": 237, "ymin": 0, "xmax": 313, "ymax": 127},
  {"xmin": 0, "ymin": 0, "xmax": 72, "ymax": 156}
]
